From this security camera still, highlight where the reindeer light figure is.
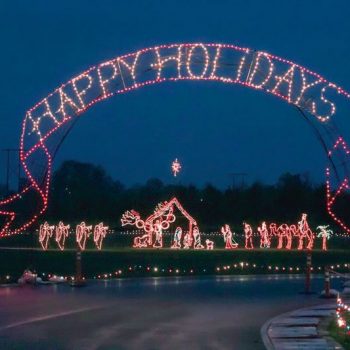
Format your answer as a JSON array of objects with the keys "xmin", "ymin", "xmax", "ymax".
[
  {"xmin": 93, "ymin": 222, "xmax": 109, "ymax": 250},
  {"xmin": 76, "ymin": 222, "xmax": 93, "ymax": 250},
  {"xmin": 55, "ymin": 221, "xmax": 70, "ymax": 250},
  {"xmin": 39, "ymin": 222, "xmax": 55, "ymax": 250},
  {"xmin": 316, "ymin": 225, "xmax": 333, "ymax": 251}
]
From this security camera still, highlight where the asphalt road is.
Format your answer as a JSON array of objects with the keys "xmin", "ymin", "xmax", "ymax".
[{"xmin": 0, "ymin": 275, "xmax": 342, "ymax": 350}]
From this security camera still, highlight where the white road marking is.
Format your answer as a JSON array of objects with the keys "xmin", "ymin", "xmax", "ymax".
[{"xmin": 0, "ymin": 305, "xmax": 104, "ymax": 331}]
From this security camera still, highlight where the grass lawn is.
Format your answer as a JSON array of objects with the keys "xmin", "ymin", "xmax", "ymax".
[
  {"xmin": 1, "ymin": 246, "xmax": 350, "ymax": 282},
  {"xmin": 0, "ymin": 231, "xmax": 350, "ymax": 282}
]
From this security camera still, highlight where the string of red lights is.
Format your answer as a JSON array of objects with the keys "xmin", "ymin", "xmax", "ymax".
[{"xmin": 1, "ymin": 42, "xmax": 350, "ymax": 236}]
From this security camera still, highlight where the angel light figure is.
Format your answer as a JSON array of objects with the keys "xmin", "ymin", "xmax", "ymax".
[
  {"xmin": 76, "ymin": 222, "xmax": 93, "ymax": 251},
  {"xmin": 55, "ymin": 221, "xmax": 70, "ymax": 250},
  {"xmin": 39, "ymin": 221, "xmax": 55, "ymax": 250}
]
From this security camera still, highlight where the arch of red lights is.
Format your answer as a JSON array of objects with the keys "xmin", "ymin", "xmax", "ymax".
[{"xmin": 1, "ymin": 42, "xmax": 350, "ymax": 236}]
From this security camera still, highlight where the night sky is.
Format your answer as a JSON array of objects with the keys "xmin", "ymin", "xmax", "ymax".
[{"xmin": 1, "ymin": 0, "xmax": 350, "ymax": 188}]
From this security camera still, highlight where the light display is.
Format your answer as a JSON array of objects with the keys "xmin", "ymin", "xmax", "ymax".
[
  {"xmin": 277, "ymin": 223, "xmax": 292, "ymax": 250},
  {"xmin": 243, "ymin": 222, "xmax": 254, "ymax": 249},
  {"xmin": 171, "ymin": 226, "xmax": 182, "ymax": 249},
  {"xmin": 39, "ymin": 222, "xmax": 55, "ymax": 250},
  {"xmin": 93, "ymin": 222, "xmax": 109, "ymax": 250},
  {"xmin": 55, "ymin": 221, "xmax": 70, "ymax": 251},
  {"xmin": 193, "ymin": 226, "xmax": 204, "ymax": 249},
  {"xmin": 326, "ymin": 137, "xmax": 350, "ymax": 234},
  {"xmin": 245, "ymin": 215, "xmax": 318, "ymax": 250},
  {"xmin": 153, "ymin": 220, "xmax": 163, "ymax": 248},
  {"xmin": 132, "ymin": 233, "xmax": 149, "ymax": 248},
  {"xmin": 121, "ymin": 197, "xmax": 199, "ymax": 249},
  {"xmin": 316, "ymin": 225, "xmax": 333, "ymax": 251},
  {"xmin": 183, "ymin": 231, "xmax": 193, "ymax": 249},
  {"xmin": 297, "ymin": 213, "xmax": 314, "ymax": 250},
  {"xmin": 205, "ymin": 239, "xmax": 214, "ymax": 250},
  {"xmin": 1, "ymin": 42, "xmax": 350, "ymax": 236},
  {"xmin": 171, "ymin": 158, "xmax": 181, "ymax": 177},
  {"xmin": 258, "ymin": 221, "xmax": 270, "ymax": 248},
  {"xmin": 221, "ymin": 224, "xmax": 238, "ymax": 249},
  {"xmin": 39, "ymin": 222, "xmax": 108, "ymax": 250},
  {"xmin": 76, "ymin": 222, "xmax": 93, "ymax": 251}
]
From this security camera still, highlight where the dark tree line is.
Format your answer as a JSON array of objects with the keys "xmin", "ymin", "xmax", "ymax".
[
  {"xmin": 0, "ymin": 160, "xmax": 346, "ymax": 231},
  {"xmin": 36, "ymin": 160, "xmax": 343, "ymax": 231}
]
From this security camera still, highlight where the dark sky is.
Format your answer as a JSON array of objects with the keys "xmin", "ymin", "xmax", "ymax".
[{"xmin": 1, "ymin": 0, "xmax": 350, "ymax": 188}]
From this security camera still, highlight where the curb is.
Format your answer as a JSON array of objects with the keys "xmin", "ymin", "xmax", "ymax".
[{"xmin": 260, "ymin": 303, "xmax": 343, "ymax": 350}]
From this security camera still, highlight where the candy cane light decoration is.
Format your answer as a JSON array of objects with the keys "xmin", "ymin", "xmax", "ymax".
[{"xmin": 1, "ymin": 42, "xmax": 350, "ymax": 236}]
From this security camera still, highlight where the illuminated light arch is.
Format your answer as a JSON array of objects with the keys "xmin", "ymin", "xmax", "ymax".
[{"xmin": 1, "ymin": 42, "xmax": 350, "ymax": 236}]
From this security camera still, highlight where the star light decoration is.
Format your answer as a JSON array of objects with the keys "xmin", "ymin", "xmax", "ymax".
[{"xmin": 171, "ymin": 158, "xmax": 181, "ymax": 177}]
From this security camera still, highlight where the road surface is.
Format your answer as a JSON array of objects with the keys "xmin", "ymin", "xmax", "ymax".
[{"xmin": 0, "ymin": 275, "xmax": 342, "ymax": 350}]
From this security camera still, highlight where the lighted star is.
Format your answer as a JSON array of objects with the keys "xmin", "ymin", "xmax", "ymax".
[{"xmin": 171, "ymin": 158, "xmax": 181, "ymax": 177}]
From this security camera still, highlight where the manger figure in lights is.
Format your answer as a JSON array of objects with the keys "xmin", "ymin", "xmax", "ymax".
[
  {"xmin": 221, "ymin": 224, "xmax": 238, "ymax": 249},
  {"xmin": 39, "ymin": 222, "xmax": 55, "ymax": 250},
  {"xmin": 121, "ymin": 197, "xmax": 200, "ymax": 249},
  {"xmin": 316, "ymin": 225, "xmax": 333, "ymax": 251},
  {"xmin": 183, "ymin": 230, "xmax": 193, "ymax": 249}
]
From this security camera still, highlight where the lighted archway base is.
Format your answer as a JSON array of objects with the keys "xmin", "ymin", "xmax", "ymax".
[{"xmin": 1, "ymin": 42, "xmax": 350, "ymax": 236}]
